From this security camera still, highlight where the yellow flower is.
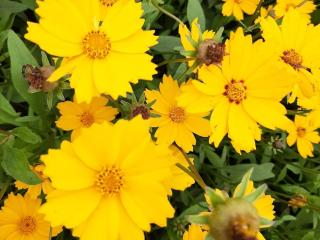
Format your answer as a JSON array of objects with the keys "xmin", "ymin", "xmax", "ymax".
[
  {"xmin": 179, "ymin": 19, "xmax": 224, "ymax": 68},
  {"xmin": 222, "ymin": 0, "xmax": 260, "ymax": 20},
  {"xmin": 15, "ymin": 164, "xmax": 54, "ymax": 199},
  {"xmin": 287, "ymin": 113, "xmax": 320, "ymax": 158},
  {"xmin": 178, "ymin": 28, "xmax": 292, "ymax": 153},
  {"xmin": 40, "ymin": 117, "xmax": 175, "ymax": 240},
  {"xmin": 183, "ymin": 224, "xmax": 207, "ymax": 240},
  {"xmin": 145, "ymin": 75, "xmax": 211, "ymax": 152},
  {"xmin": 261, "ymin": 9, "xmax": 320, "ymax": 102},
  {"xmin": 163, "ymin": 145, "xmax": 195, "ymax": 195},
  {"xmin": 25, "ymin": 0, "xmax": 158, "ymax": 102},
  {"xmin": 274, "ymin": 0, "xmax": 315, "ymax": 21},
  {"xmin": 56, "ymin": 96, "xmax": 118, "ymax": 140},
  {"xmin": 0, "ymin": 193, "xmax": 62, "ymax": 240}
]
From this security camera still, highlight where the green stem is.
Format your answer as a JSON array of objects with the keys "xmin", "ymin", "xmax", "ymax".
[
  {"xmin": 176, "ymin": 145, "xmax": 207, "ymax": 190},
  {"xmin": 151, "ymin": 0, "xmax": 183, "ymax": 25},
  {"xmin": 248, "ymin": 0, "xmax": 264, "ymax": 26}
]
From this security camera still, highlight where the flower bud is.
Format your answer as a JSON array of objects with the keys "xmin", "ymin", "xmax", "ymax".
[
  {"xmin": 197, "ymin": 40, "xmax": 226, "ymax": 65},
  {"xmin": 208, "ymin": 199, "xmax": 260, "ymax": 240},
  {"xmin": 22, "ymin": 65, "xmax": 57, "ymax": 93}
]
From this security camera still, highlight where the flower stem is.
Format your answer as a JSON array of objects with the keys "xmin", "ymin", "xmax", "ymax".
[
  {"xmin": 176, "ymin": 146, "xmax": 207, "ymax": 190},
  {"xmin": 151, "ymin": 0, "xmax": 183, "ymax": 25}
]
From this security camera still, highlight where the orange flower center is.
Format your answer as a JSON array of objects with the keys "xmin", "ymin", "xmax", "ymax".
[
  {"xmin": 223, "ymin": 80, "xmax": 247, "ymax": 104},
  {"xmin": 100, "ymin": 0, "xmax": 118, "ymax": 7},
  {"xmin": 297, "ymin": 127, "xmax": 306, "ymax": 137},
  {"xmin": 281, "ymin": 49, "xmax": 303, "ymax": 70},
  {"xmin": 82, "ymin": 30, "xmax": 111, "ymax": 59},
  {"xmin": 19, "ymin": 216, "xmax": 37, "ymax": 234},
  {"xmin": 80, "ymin": 112, "xmax": 94, "ymax": 128},
  {"xmin": 96, "ymin": 166, "xmax": 124, "ymax": 195},
  {"xmin": 169, "ymin": 107, "xmax": 186, "ymax": 123}
]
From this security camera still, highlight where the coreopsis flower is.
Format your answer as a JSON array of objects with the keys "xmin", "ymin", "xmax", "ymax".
[
  {"xmin": 145, "ymin": 75, "xmax": 211, "ymax": 152},
  {"xmin": 274, "ymin": 0, "xmax": 315, "ymax": 21},
  {"xmin": 163, "ymin": 145, "xmax": 195, "ymax": 194},
  {"xmin": 261, "ymin": 9, "xmax": 320, "ymax": 102},
  {"xmin": 25, "ymin": 0, "xmax": 158, "ymax": 102},
  {"xmin": 179, "ymin": 19, "xmax": 225, "ymax": 68},
  {"xmin": 15, "ymin": 164, "xmax": 54, "ymax": 199},
  {"xmin": 56, "ymin": 96, "xmax": 118, "ymax": 139},
  {"xmin": 0, "ymin": 194, "xmax": 61, "ymax": 240},
  {"xmin": 287, "ymin": 113, "xmax": 320, "ymax": 158},
  {"xmin": 178, "ymin": 28, "xmax": 293, "ymax": 153},
  {"xmin": 183, "ymin": 224, "xmax": 208, "ymax": 240},
  {"xmin": 191, "ymin": 170, "xmax": 275, "ymax": 240},
  {"xmin": 40, "ymin": 117, "xmax": 176, "ymax": 240},
  {"xmin": 222, "ymin": 0, "xmax": 260, "ymax": 20}
]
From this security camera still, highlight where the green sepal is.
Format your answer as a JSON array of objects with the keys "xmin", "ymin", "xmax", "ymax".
[
  {"xmin": 233, "ymin": 168, "xmax": 253, "ymax": 198},
  {"xmin": 205, "ymin": 186, "xmax": 226, "ymax": 207},
  {"xmin": 188, "ymin": 214, "xmax": 209, "ymax": 225},
  {"xmin": 213, "ymin": 27, "xmax": 224, "ymax": 43},
  {"xmin": 244, "ymin": 184, "xmax": 267, "ymax": 203}
]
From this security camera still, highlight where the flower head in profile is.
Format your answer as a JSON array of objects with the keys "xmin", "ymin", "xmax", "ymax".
[
  {"xmin": 40, "ymin": 117, "xmax": 176, "ymax": 240},
  {"xmin": 222, "ymin": 0, "xmax": 260, "ymax": 20},
  {"xmin": 179, "ymin": 19, "xmax": 225, "ymax": 69},
  {"xmin": 274, "ymin": 0, "xmax": 315, "ymax": 21},
  {"xmin": 0, "ymin": 193, "xmax": 61, "ymax": 240},
  {"xmin": 15, "ymin": 164, "xmax": 54, "ymax": 199},
  {"xmin": 183, "ymin": 224, "xmax": 208, "ymax": 240},
  {"xmin": 191, "ymin": 169, "xmax": 275, "ymax": 240},
  {"xmin": 25, "ymin": 0, "xmax": 158, "ymax": 102},
  {"xmin": 145, "ymin": 75, "xmax": 211, "ymax": 152},
  {"xmin": 287, "ymin": 112, "xmax": 320, "ymax": 158},
  {"xmin": 261, "ymin": 9, "xmax": 320, "ymax": 103},
  {"xmin": 56, "ymin": 96, "xmax": 118, "ymax": 140},
  {"xmin": 178, "ymin": 28, "xmax": 293, "ymax": 153}
]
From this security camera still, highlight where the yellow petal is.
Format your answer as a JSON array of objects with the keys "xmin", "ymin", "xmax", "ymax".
[
  {"xmin": 41, "ymin": 141, "xmax": 96, "ymax": 190},
  {"xmin": 185, "ymin": 115, "xmax": 211, "ymax": 137},
  {"xmin": 40, "ymin": 188, "xmax": 101, "ymax": 228}
]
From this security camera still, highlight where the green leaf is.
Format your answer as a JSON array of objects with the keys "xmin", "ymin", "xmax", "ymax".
[
  {"xmin": 0, "ymin": 92, "xmax": 18, "ymax": 117},
  {"xmin": 7, "ymin": 30, "xmax": 47, "ymax": 115},
  {"xmin": 187, "ymin": 0, "xmax": 206, "ymax": 31},
  {"xmin": 1, "ymin": 145, "xmax": 41, "ymax": 185},
  {"xmin": 0, "ymin": 0, "xmax": 28, "ymax": 14},
  {"xmin": 11, "ymin": 127, "xmax": 41, "ymax": 144},
  {"xmin": 152, "ymin": 35, "xmax": 181, "ymax": 52}
]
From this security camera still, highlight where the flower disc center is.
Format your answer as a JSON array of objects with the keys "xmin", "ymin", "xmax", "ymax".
[
  {"xmin": 82, "ymin": 31, "xmax": 111, "ymax": 59},
  {"xmin": 100, "ymin": 0, "xmax": 118, "ymax": 7},
  {"xmin": 224, "ymin": 80, "xmax": 247, "ymax": 104},
  {"xmin": 19, "ymin": 216, "xmax": 37, "ymax": 234},
  {"xmin": 80, "ymin": 112, "xmax": 94, "ymax": 128},
  {"xmin": 281, "ymin": 49, "xmax": 303, "ymax": 70},
  {"xmin": 169, "ymin": 107, "xmax": 186, "ymax": 123},
  {"xmin": 297, "ymin": 127, "xmax": 306, "ymax": 137},
  {"xmin": 96, "ymin": 166, "xmax": 124, "ymax": 195}
]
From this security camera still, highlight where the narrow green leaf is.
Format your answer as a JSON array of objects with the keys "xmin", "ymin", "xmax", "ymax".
[
  {"xmin": 0, "ymin": 92, "xmax": 18, "ymax": 117},
  {"xmin": 206, "ymin": 186, "xmax": 226, "ymax": 206},
  {"xmin": 187, "ymin": 0, "xmax": 206, "ymax": 31},
  {"xmin": 11, "ymin": 127, "xmax": 41, "ymax": 144},
  {"xmin": 152, "ymin": 36, "xmax": 181, "ymax": 52}
]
